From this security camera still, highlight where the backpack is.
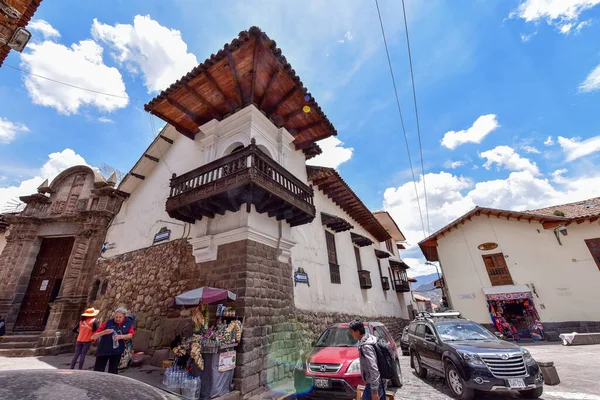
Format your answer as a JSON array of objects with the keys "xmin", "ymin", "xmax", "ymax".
[{"xmin": 363, "ymin": 339, "xmax": 396, "ymax": 380}]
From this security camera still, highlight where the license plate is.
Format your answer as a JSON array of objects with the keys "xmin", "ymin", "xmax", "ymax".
[
  {"xmin": 314, "ymin": 378, "xmax": 330, "ymax": 389},
  {"xmin": 508, "ymin": 379, "xmax": 526, "ymax": 388}
]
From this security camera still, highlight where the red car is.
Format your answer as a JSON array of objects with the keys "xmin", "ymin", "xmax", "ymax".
[{"xmin": 294, "ymin": 322, "xmax": 403, "ymax": 399}]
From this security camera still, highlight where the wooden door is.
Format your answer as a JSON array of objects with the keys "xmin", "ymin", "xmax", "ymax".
[
  {"xmin": 585, "ymin": 238, "xmax": 600, "ymax": 270},
  {"xmin": 14, "ymin": 237, "xmax": 75, "ymax": 331},
  {"xmin": 482, "ymin": 253, "xmax": 513, "ymax": 286}
]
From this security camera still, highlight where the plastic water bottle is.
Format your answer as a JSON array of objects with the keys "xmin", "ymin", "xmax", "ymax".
[{"xmin": 112, "ymin": 332, "xmax": 119, "ymax": 349}]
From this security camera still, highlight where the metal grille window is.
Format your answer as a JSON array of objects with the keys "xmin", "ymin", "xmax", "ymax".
[{"xmin": 325, "ymin": 230, "xmax": 341, "ymax": 284}]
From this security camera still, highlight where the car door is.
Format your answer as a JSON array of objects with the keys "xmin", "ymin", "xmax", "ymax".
[
  {"xmin": 414, "ymin": 324, "xmax": 431, "ymax": 367},
  {"xmin": 422, "ymin": 324, "xmax": 444, "ymax": 372}
]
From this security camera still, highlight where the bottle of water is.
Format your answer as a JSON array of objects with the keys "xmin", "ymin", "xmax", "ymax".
[{"xmin": 112, "ymin": 332, "xmax": 119, "ymax": 349}]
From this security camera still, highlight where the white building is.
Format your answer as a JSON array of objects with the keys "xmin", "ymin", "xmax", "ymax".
[{"xmin": 419, "ymin": 198, "xmax": 600, "ymax": 341}]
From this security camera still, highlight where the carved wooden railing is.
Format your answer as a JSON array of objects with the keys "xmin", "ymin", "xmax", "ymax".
[
  {"xmin": 381, "ymin": 276, "xmax": 390, "ymax": 291},
  {"xmin": 394, "ymin": 280, "xmax": 411, "ymax": 293},
  {"xmin": 168, "ymin": 140, "xmax": 315, "ymax": 219},
  {"xmin": 358, "ymin": 270, "xmax": 372, "ymax": 289}
]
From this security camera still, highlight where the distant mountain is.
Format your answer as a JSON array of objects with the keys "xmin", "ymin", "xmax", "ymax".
[
  {"xmin": 412, "ymin": 273, "xmax": 439, "ymax": 287},
  {"xmin": 411, "ymin": 273, "xmax": 443, "ymax": 306}
]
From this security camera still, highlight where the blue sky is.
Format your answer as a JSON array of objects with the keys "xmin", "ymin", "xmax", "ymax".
[{"xmin": 1, "ymin": 0, "xmax": 600, "ymax": 276}]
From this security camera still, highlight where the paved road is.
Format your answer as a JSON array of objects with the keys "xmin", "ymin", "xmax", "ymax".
[
  {"xmin": 394, "ymin": 343, "xmax": 600, "ymax": 400},
  {"xmin": 0, "ymin": 343, "xmax": 599, "ymax": 400}
]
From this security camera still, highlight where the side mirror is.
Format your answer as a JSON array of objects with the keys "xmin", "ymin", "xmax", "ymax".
[
  {"xmin": 425, "ymin": 334, "xmax": 436, "ymax": 343},
  {"xmin": 311, "ymin": 340, "xmax": 316, "ymax": 347},
  {"xmin": 494, "ymin": 332, "xmax": 505, "ymax": 340}
]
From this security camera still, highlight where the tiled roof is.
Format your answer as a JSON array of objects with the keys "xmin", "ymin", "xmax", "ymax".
[{"xmin": 527, "ymin": 197, "xmax": 600, "ymax": 219}]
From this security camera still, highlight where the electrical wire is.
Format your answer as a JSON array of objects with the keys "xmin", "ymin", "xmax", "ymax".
[
  {"xmin": 3, "ymin": 63, "xmax": 145, "ymax": 101},
  {"xmin": 374, "ymin": 0, "xmax": 427, "ymax": 239},
  {"xmin": 401, "ymin": 0, "xmax": 430, "ymax": 236}
]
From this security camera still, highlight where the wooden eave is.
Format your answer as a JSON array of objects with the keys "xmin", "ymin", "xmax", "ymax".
[
  {"xmin": 144, "ymin": 27, "xmax": 337, "ymax": 150},
  {"xmin": 0, "ymin": 0, "xmax": 42, "ymax": 67},
  {"xmin": 375, "ymin": 249, "xmax": 391, "ymax": 259},
  {"xmin": 389, "ymin": 259, "xmax": 409, "ymax": 269},
  {"xmin": 321, "ymin": 212, "xmax": 353, "ymax": 233},
  {"xmin": 351, "ymin": 232, "xmax": 374, "ymax": 247},
  {"xmin": 373, "ymin": 211, "xmax": 406, "ymax": 242},
  {"xmin": 307, "ymin": 166, "xmax": 391, "ymax": 242}
]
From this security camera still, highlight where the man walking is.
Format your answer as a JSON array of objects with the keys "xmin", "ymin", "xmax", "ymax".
[{"xmin": 349, "ymin": 319, "xmax": 386, "ymax": 400}]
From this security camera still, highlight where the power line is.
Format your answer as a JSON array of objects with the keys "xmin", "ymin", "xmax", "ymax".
[
  {"xmin": 374, "ymin": 0, "xmax": 427, "ymax": 239},
  {"xmin": 401, "ymin": 0, "xmax": 430, "ymax": 236},
  {"xmin": 3, "ymin": 63, "xmax": 144, "ymax": 101}
]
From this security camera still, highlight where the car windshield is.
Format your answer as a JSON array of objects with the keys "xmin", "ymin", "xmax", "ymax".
[
  {"xmin": 315, "ymin": 328, "xmax": 358, "ymax": 347},
  {"xmin": 435, "ymin": 322, "xmax": 496, "ymax": 342}
]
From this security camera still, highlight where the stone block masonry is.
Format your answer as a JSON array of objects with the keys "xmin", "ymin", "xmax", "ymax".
[{"xmin": 93, "ymin": 238, "xmax": 407, "ymax": 399}]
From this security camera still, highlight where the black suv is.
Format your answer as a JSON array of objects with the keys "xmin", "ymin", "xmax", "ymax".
[{"xmin": 407, "ymin": 311, "xmax": 543, "ymax": 400}]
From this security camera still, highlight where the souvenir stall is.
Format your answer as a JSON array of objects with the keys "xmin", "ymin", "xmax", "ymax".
[
  {"xmin": 169, "ymin": 287, "xmax": 244, "ymax": 400},
  {"xmin": 484, "ymin": 287, "xmax": 544, "ymax": 341}
]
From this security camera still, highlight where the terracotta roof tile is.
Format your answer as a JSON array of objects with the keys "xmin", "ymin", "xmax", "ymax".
[{"xmin": 526, "ymin": 197, "xmax": 600, "ymax": 219}]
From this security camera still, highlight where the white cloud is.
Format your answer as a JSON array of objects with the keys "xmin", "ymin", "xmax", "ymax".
[
  {"xmin": 0, "ymin": 149, "xmax": 89, "ymax": 211},
  {"xmin": 28, "ymin": 19, "xmax": 61, "ymax": 40},
  {"xmin": 92, "ymin": 15, "xmax": 198, "ymax": 93},
  {"xmin": 445, "ymin": 160, "xmax": 466, "ymax": 169},
  {"xmin": 521, "ymin": 145, "xmax": 541, "ymax": 154},
  {"xmin": 480, "ymin": 145, "xmax": 540, "ymax": 175},
  {"xmin": 0, "ymin": 117, "xmax": 29, "ymax": 144},
  {"xmin": 441, "ymin": 114, "xmax": 500, "ymax": 150},
  {"xmin": 404, "ymin": 258, "xmax": 439, "ymax": 278},
  {"xmin": 511, "ymin": 0, "xmax": 600, "ymax": 34},
  {"xmin": 306, "ymin": 136, "xmax": 354, "ymax": 169},
  {"xmin": 344, "ymin": 31, "xmax": 353, "ymax": 41},
  {"xmin": 20, "ymin": 21, "xmax": 129, "ymax": 115},
  {"xmin": 576, "ymin": 19, "xmax": 592, "ymax": 32},
  {"xmin": 558, "ymin": 135, "xmax": 600, "ymax": 161},
  {"xmin": 579, "ymin": 64, "xmax": 600, "ymax": 93},
  {"xmin": 552, "ymin": 168, "xmax": 568, "ymax": 184},
  {"xmin": 544, "ymin": 136, "xmax": 554, "ymax": 146},
  {"xmin": 520, "ymin": 32, "xmax": 537, "ymax": 42},
  {"xmin": 98, "ymin": 117, "xmax": 115, "ymax": 124},
  {"xmin": 383, "ymin": 169, "xmax": 600, "ymax": 260}
]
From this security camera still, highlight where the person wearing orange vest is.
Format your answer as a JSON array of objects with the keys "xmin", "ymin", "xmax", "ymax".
[{"xmin": 70, "ymin": 308, "xmax": 99, "ymax": 370}]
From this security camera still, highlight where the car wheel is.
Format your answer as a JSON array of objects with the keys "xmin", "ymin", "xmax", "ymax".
[
  {"xmin": 444, "ymin": 362, "xmax": 474, "ymax": 400},
  {"xmin": 390, "ymin": 358, "xmax": 403, "ymax": 388},
  {"xmin": 519, "ymin": 387, "xmax": 543, "ymax": 399},
  {"xmin": 411, "ymin": 352, "xmax": 427, "ymax": 378}
]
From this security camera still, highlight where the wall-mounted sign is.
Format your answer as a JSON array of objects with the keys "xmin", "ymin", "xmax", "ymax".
[
  {"xmin": 101, "ymin": 242, "xmax": 116, "ymax": 253},
  {"xmin": 40, "ymin": 280, "xmax": 49, "ymax": 291},
  {"xmin": 153, "ymin": 227, "xmax": 171, "ymax": 243},
  {"xmin": 478, "ymin": 242, "xmax": 498, "ymax": 251},
  {"xmin": 294, "ymin": 268, "xmax": 310, "ymax": 287},
  {"xmin": 458, "ymin": 293, "xmax": 475, "ymax": 300}
]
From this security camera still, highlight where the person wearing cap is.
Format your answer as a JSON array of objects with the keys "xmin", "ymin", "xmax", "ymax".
[
  {"xmin": 70, "ymin": 307, "xmax": 99, "ymax": 369},
  {"xmin": 91, "ymin": 307, "xmax": 135, "ymax": 374}
]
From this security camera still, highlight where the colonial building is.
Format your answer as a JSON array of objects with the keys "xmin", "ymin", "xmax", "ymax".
[
  {"xmin": 0, "ymin": 167, "xmax": 125, "ymax": 354},
  {"xmin": 419, "ymin": 197, "xmax": 600, "ymax": 341},
  {"xmin": 0, "ymin": 27, "xmax": 412, "ymax": 398}
]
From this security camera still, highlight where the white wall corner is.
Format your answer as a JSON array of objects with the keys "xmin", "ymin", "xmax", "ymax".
[
  {"xmin": 188, "ymin": 236, "xmax": 217, "ymax": 263},
  {"xmin": 277, "ymin": 237, "xmax": 296, "ymax": 263}
]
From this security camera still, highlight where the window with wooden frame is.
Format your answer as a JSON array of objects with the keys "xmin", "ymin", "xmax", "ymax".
[
  {"xmin": 585, "ymin": 238, "xmax": 600, "ymax": 270},
  {"xmin": 354, "ymin": 246, "xmax": 362, "ymax": 271},
  {"xmin": 385, "ymin": 239, "xmax": 395, "ymax": 254},
  {"xmin": 482, "ymin": 253, "xmax": 513, "ymax": 286},
  {"xmin": 325, "ymin": 230, "xmax": 341, "ymax": 284}
]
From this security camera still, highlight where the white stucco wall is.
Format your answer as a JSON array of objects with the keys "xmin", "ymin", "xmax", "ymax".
[
  {"xmin": 291, "ymin": 188, "xmax": 412, "ymax": 319},
  {"xmin": 103, "ymin": 105, "xmax": 410, "ymax": 319},
  {"xmin": 437, "ymin": 215, "xmax": 600, "ymax": 324}
]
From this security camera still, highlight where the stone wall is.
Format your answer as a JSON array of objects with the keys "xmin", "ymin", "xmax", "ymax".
[{"xmin": 93, "ymin": 238, "xmax": 408, "ymax": 399}]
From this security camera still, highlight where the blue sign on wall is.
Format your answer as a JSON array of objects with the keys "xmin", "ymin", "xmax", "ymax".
[
  {"xmin": 294, "ymin": 268, "xmax": 310, "ymax": 287},
  {"xmin": 153, "ymin": 228, "xmax": 171, "ymax": 243}
]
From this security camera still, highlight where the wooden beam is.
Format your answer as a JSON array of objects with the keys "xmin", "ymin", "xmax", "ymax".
[
  {"xmin": 167, "ymin": 97, "xmax": 205, "ymax": 126},
  {"xmin": 159, "ymin": 135, "xmax": 174, "ymax": 144},
  {"xmin": 250, "ymin": 38, "xmax": 260, "ymax": 104},
  {"xmin": 144, "ymin": 154, "xmax": 159, "ymax": 162},
  {"xmin": 226, "ymin": 52, "xmax": 244, "ymax": 106},
  {"xmin": 281, "ymin": 107, "xmax": 307, "ymax": 124},
  {"xmin": 131, "ymin": 173, "xmax": 145, "ymax": 180},
  {"xmin": 259, "ymin": 65, "xmax": 281, "ymax": 109},
  {"xmin": 150, "ymin": 110, "xmax": 196, "ymax": 140},
  {"xmin": 204, "ymin": 69, "xmax": 236, "ymax": 112},
  {"xmin": 183, "ymin": 83, "xmax": 223, "ymax": 120},
  {"xmin": 296, "ymin": 120, "xmax": 324, "ymax": 134},
  {"xmin": 267, "ymin": 87, "xmax": 298, "ymax": 115},
  {"xmin": 542, "ymin": 221, "xmax": 564, "ymax": 230}
]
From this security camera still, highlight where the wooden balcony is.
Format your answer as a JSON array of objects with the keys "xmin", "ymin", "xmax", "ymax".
[
  {"xmin": 166, "ymin": 139, "xmax": 315, "ymax": 226},
  {"xmin": 381, "ymin": 276, "xmax": 390, "ymax": 291},
  {"xmin": 394, "ymin": 280, "xmax": 411, "ymax": 293},
  {"xmin": 358, "ymin": 270, "xmax": 372, "ymax": 289}
]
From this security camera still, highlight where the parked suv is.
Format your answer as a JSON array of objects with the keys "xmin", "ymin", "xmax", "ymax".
[
  {"xmin": 294, "ymin": 322, "xmax": 402, "ymax": 399},
  {"xmin": 408, "ymin": 311, "xmax": 544, "ymax": 400}
]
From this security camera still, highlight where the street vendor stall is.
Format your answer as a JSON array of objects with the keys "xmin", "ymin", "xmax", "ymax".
[{"xmin": 169, "ymin": 287, "xmax": 244, "ymax": 400}]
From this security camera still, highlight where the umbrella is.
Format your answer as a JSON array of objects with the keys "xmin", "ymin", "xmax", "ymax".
[{"xmin": 172, "ymin": 287, "xmax": 237, "ymax": 306}]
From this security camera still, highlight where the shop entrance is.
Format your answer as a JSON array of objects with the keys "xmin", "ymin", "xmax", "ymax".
[
  {"xmin": 14, "ymin": 237, "xmax": 74, "ymax": 331},
  {"xmin": 486, "ymin": 291, "xmax": 544, "ymax": 341}
]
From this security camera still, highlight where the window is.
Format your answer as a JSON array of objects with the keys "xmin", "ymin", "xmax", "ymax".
[
  {"xmin": 385, "ymin": 239, "xmax": 394, "ymax": 254},
  {"xmin": 482, "ymin": 253, "xmax": 513, "ymax": 286},
  {"xmin": 585, "ymin": 238, "xmax": 600, "ymax": 270},
  {"xmin": 388, "ymin": 266, "xmax": 395, "ymax": 290},
  {"xmin": 415, "ymin": 324, "xmax": 426, "ymax": 338},
  {"xmin": 325, "ymin": 230, "xmax": 341, "ymax": 284},
  {"xmin": 89, "ymin": 279, "xmax": 100, "ymax": 302},
  {"xmin": 354, "ymin": 247, "xmax": 362, "ymax": 271},
  {"xmin": 100, "ymin": 280, "xmax": 109, "ymax": 295},
  {"xmin": 373, "ymin": 326, "xmax": 392, "ymax": 343},
  {"xmin": 408, "ymin": 322, "xmax": 418, "ymax": 335}
]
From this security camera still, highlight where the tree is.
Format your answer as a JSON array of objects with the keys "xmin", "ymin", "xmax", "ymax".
[{"xmin": 97, "ymin": 163, "xmax": 126, "ymax": 185}]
